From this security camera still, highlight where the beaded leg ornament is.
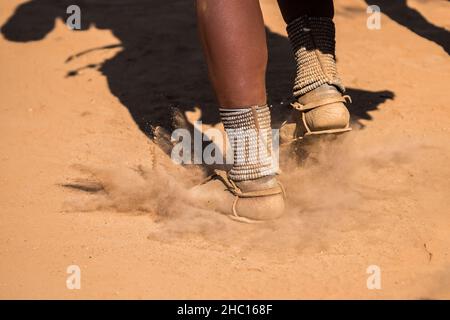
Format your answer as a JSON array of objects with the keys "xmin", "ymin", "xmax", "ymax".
[
  {"xmin": 287, "ymin": 15, "xmax": 344, "ymax": 97},
  {"xmin": 219, "ymin": 105, "xmax": 275, "ymax": 181}
]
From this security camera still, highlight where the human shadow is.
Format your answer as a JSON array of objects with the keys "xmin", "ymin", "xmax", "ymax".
[
  {"xmin": 1, "ymin": 0, "xmax": 393, "ymax": 138},
  {"xmin": 364, "ymin": 0, "xmax": 449, "ymax": 55}
]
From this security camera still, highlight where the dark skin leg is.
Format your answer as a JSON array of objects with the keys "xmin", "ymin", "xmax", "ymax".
[
  {"xmin": 196, "ymin": 0, "xmax": 334, "ymax": 108},
  {"xmin": 277, "ymin": 0, "xmax": 334, "ymax": 23},
  {"xmin": 196, "ymin": 0, "xmax": 267, "ymax": 109},
  {"xmin": 277, "ymin": 0, "xmax": 350, "ymax": 138}
]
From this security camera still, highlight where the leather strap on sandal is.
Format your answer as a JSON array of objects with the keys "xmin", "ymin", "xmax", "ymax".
[
  {"xmin": 290, "ymin": 95, "xmax": 352, "ymax": 136},
  {"xmin": 202, "ymin": 169, "xmax": 286, "ymax": 223},
  {"xmin": 291, "ymin": 95, "xmax": 352, "ymax": 112}
]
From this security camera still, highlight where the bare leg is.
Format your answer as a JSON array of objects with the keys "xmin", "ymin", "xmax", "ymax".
[
  {"xmin": 194, "ymin": 0, "xmax": 284, "ymax": 222},
  {"xmin": 196, "ymin": 0, "xmax": 267, "ymax": 108},
  {"xmin": 276, "ymin": 0, "xmax": 351, "ymax": 142}
]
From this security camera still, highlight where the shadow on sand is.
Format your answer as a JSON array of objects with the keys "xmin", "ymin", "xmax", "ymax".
[
  {"xmin": 1, "ymin": 0, "xmax": 395, "ymax": 137},
  {"xmin": 364, "ymin": 0, "xmax": 449, "ymax": 55}
]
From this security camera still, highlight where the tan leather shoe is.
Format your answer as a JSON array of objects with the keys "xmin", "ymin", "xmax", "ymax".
[
  {"xmin": 280, "ymin": 84, "xmax": 351, "ymax": 144},
  {"xmin": 189, "ymin": 170, "xmax": 285, "ymax": 223}
]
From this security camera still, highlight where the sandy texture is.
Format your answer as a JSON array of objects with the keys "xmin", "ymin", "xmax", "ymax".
[{"xmin": 0, "ymin": 0, "xmax": 449, "ymax": 299}]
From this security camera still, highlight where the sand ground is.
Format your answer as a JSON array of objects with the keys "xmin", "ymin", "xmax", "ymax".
[{"xmin": 0, "ymin": 0, "xmax": 449, "ymax": 299}]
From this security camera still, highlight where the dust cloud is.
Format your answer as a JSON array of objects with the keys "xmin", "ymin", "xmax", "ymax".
[{"xmin": 61, "ymin": 130, "xmax": 430, "ymax": 256}]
